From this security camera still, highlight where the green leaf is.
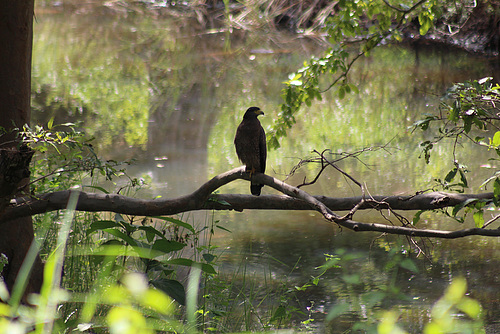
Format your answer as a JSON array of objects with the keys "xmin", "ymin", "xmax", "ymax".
[
  {"xmin": 165, "ymin": 258, "xmax": 193, "ymax": 266},
  {"xmin": 449, "ymin": 101, "xmax": 459, "ymax": 121},
  {"xmin": 315, "ymin": 89, "xmax": 323, "ymax": 100},
  {"xmin": 399, "ymin": 258, "xmax": 419, "ymax": 273},
  {"xmin": 418, "ymin": 12, "xmax": 433, "ymax": 35},
  {"xmin": 270, "ymin": 305, "xmax": 287, "ymax": 322},
  {"xmin": 115, "ymin": 213, "xmax": 125, "ymax": 223},
  {"xmin": 138, "ymin": 226, "xmax": 165, "ymax": 243},
  {"xmin": 145, "ymin": 259, "xmax": 168, "ymax": 272},
  {"xmin": 349, "ymin": 83, "xmax": 359, "ymax": 94},
  {"xmin": 478, "ymin": 76, "xmax": 492, "ymax": 85},
  {"xmin": 216, "ymin": 225, "xmax": 232, "ymax": 233},
  {"xmin": 140, "ymin": 289, "xmax": 174, "ymax": 315},
  {"xmin": 150, "ymin": 278, "xmax": 186, "ymax": 305},
  {"xmin": 152, "ymin": 239, "xmax": 186, "ymax": 254},
  {"xmin": 463, "ymin": 116, "xmax": 472, "ymax": 133},
  {"xmin": 164, "ymin": 258, "xmax": 217, "ymax": 274},
  {"xmin": 457, "ymin": 296, "xmax": 482, "ymax": 319},
  {"xmin": 47, "ymin": 117, "xmax": 54, "ymax": 130},
  {"xmin": 473, "ymin": 210, "xmax": 484, "ymax": 228},
  {"xmin": 83, "ymin": 185, "xmax": 110, "ymax": 194},
  {"xmin": 451, "ymin": 204, "xmax": 463, "ymax": 217},
  {"xmin": 201, "ymin": 263, "xmax": 217, "ymax": 275},
  {"xmin": 202, "ymin": 253, "xmax": 216, "ymax": 263},
  {"xmin": 361, "ymin": 291, "xmax": 386, "ymax": 307},
  {"xmin": 152, "ymin": 216, "xmax": 195, "ymax": 233},
  {"xmin": 104, "ymin": 228, "xmax": 138, "ymax": 247},
  {"xmin": 113, "ymin": 214, "xmax": 137, "ymax": 234},
  {"xmin": 342, "ymin": 274, "xmax": 360, "ymax": 284},
  {"xmin": 459, "ymin": 169, "xmax": 468, "ymax": 188},
  {"xmin": 316, "ymin": 257, "xmax": 341, "ymax": 272},
  {"xmin": 444, "ymin": 168, "xmax": 457, "ymax": 183},
  {"xmin": 472, "ymin": 117, "xmax": 484, "ymax": 130},
  {"xmin": 492, "ymin": 131, "xmax": 500, "ymax": 147},
  {"xmin": 338, "ymin": 86, "xmax": 345, "ymax": 99},
  {"xmin": 288, "ymin": 72, "xmax": 302, "ymax": 81},
  {"xmin": 87, "ymin": 220, "xmax": 121, "ymax": 234},
  {"xmin": 325, "ymin": 302, "xmax": 350, "ymax": 322},
  {"xmin": 412, "ymin": 210, "xmax": 424, "ymax": 225},
  {"xmin": 452, "ymin": 198, "xmax": 477, "ymax": 217},
  {"xmin": 209, "ymin": 196, "xmax": 231, "ymax": 206},
  {"xmin": 413, "ymin": 118, "xmax": 431, "ymax": 131},
  {"xmin": 445, "ymin": 277, "xmax": 467, "ymax": 303},
  {"xmin": 494, "ymin": 178, "xmax": 500, "ymax": 204}
]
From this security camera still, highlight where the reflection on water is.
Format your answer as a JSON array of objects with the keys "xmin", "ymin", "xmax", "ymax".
[{"xmin": 32, "ymin": 9, "xmax": 499, "ymax": 331}]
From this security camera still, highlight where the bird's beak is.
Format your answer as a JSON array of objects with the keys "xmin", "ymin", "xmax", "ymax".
[{"xmin": 256, "ymin": 110, "xmax": 264, "ymax": 116}]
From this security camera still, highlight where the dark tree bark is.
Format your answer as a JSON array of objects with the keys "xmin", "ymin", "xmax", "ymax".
[
  {"xmin": 3, "ymin": 168, "xmax": 499, "ymax": 239},
  {"xmin": 0, "ymin": 0, "xmax": 43, "ymax": 299}
]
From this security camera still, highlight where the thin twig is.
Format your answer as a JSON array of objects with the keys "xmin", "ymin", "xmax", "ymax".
[{"xmin": 483, "ymin": 213, "xmax": 500, "ymax": 228}]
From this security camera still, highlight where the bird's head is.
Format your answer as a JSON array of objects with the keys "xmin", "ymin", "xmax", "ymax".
[{"xmin": 243, "ymin": 106, "xmax": 264, "ymax": 119}]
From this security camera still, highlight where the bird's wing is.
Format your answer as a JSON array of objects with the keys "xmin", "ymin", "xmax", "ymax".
[
  {"xmin": 259, "ymin": 126, "xmax": 267, "ymax": 174},
  {"xmin": 234, "ymin": 124, "xmax": 244, "ymax": 162}
]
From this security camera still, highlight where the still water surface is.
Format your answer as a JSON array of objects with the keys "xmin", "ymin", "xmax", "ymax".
[{"xmin": 32, "ymin": 8, "xmax": 499, "ymax": 332}]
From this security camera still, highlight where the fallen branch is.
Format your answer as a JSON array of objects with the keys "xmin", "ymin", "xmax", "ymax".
[{"xmin": 2, "ymin": 167, "xmax": 498, "ymax": 238}]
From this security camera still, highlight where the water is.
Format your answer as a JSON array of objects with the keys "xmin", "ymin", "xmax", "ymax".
[{"xmin": 32, "ymin": 6, "xmax": 499, "ymax": 332}]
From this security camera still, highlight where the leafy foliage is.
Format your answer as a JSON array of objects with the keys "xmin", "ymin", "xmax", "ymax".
[
  {"xmin": 32, "ymin": 17, "xmax": 151, "ymax": 152},
  {"xmin": 19, "ymin": 122, "xmax": 136, "ymax": 195},
  {"xmin": 324, "ymin": 247, "xmax": 419, "ymax": 330},
  {"xmin": 322, "ymin": 248, "xmax": 485, "ymax": 333},
  {"xmin": 269, "ymin": 0, "xmax": 441, "ymax": 148},
  {"xmin": 1, "ymin": 122, "xmax": 219, "ymax": 331},
  {"xmin": 414, "ymin": 77, "xmax": 500, "ymax": 165},
  {"xmin": 85, "ymin": 213, "xmax": 217, "ymax": 306},
  {"xmin": 378, "ymin": 277, "xmax": 484, "ymax": 334},
  {"xmin": 413, "ymin": 77, "xmax": 500, "ymax": 226}
]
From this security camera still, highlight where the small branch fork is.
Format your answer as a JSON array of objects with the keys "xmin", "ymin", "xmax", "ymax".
[
  {"xmin": 287, "ymin": 145, "xmax": 401, "ymax": 222},
  {"xmin": 1, "ymin": 167, "xmax": 499, "ymax": 239},
  {"xmin": 309, "ymin": 149, "xmax": 366, "ymax": 220},
  {"xmin": 287, "ymin": 145, "xmax": 393, "ymax": 188},
  {"xmin": 282, "ymin": 146, "xmax": 499, "ymax": 240}
]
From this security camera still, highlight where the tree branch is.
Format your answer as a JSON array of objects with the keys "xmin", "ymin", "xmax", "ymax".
[{"xmin": 2, "ymin": 167, "xmax": 498, "ymax": 238}]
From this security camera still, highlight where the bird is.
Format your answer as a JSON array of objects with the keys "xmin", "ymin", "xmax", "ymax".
[{"xmin": 234, "ymin": 106, "xmax": 267, "ymax": 196}]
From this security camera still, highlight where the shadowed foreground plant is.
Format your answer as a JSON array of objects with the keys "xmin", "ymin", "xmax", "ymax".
[
  {"xmin": 0, "ymin": 191, "xmax": 185, "ymax": 333},
  {"xmin": 378, "ymin": 277, "xmax": 484, "ymax": 334}
]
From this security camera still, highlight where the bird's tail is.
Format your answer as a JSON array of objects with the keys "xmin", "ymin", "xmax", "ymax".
[{"xmin": 251, "ymin": 184, "xmax": 263, "ymax": 196}]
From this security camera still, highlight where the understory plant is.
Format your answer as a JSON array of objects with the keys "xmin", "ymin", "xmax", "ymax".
[{"xmin": 0, "ymin": 124, "xmax": 217, "ymax": 332}]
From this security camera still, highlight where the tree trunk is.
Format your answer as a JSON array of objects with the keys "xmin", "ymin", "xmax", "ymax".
[{"xmin": 0, "ymin": 0, "xmax": 42, "ymax": 299}]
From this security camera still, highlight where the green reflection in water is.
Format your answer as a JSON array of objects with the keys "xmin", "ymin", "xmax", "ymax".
[{"xmin": 32, "ymin": 13, "xmax": 176, "ymax": 150}]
